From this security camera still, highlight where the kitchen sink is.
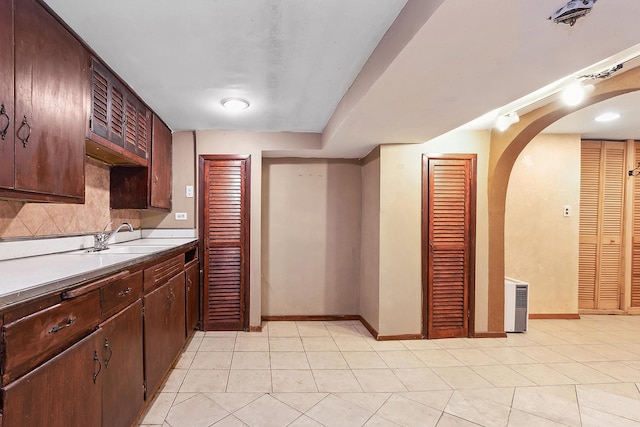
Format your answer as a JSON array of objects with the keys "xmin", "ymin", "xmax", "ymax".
[{"xmin": 70, "ymin": 245, "xmax": 170, "ymax": 254}]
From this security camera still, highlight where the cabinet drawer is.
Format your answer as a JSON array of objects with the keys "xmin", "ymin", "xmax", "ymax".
[
  {"xmin": 101, "ymin": 270, "xmax": 143, "ymax": 320},
  {"xmin": 144, "ymin": 254, "xmax": 185, "ymax": 293},
  {"xmin": 3, "ymin": 291, "xmax": 100, "ymax": 383}
]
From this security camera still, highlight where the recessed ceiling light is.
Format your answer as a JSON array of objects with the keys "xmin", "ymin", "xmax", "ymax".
[
  {"xmin": 221, "ymin": 98, "xmax": 250, "ymax": 111},
  {"xmin": 594, "ymin": 112, "xmax": 620, "ymax": 122}
]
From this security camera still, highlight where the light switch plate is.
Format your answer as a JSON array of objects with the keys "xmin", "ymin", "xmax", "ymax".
[
  {"xmin": 186, "ymin": 185, "xmax": 194, "ymax": 198},
  {"xmin": 175, "ymin": 212, "xmax": 188, "ymax": 220}
]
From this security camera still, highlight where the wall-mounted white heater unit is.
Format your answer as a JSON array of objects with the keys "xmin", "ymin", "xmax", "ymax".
[{"xmin": 504, "ymin": 277, "xmax": 529, "ymax": 332}]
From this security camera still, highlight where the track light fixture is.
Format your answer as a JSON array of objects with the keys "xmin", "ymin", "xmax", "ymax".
[{"xmin": 495, "ymin": 112, "xmax": 519, "ymax": 132}]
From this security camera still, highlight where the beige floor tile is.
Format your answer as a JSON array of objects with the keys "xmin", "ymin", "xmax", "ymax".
[
  {"xmin": 173, "ymin": 392, "xmax": 198, "ymax": 405},
  {"xmin": 312, "ymin": 369, "xmax": 363, "ymax": 392},
  {"xmin": 226, "ymin": 370, "xmax": 272, "ymax": 393},
  {"xmin": 343, "ymin": 351, "xmax": 388, "ymax": 369},
  {"xmin": 548, "ymin": 344, "xmax": 609, "ymax": 362},
  {"xmin": 287, "ymin": 415, "xmax": 325, "ymax": 426},
  {"xmin": 513, "ymin": 346, "xmax": 572, "ymax": 363},
  {"xmin": 204, "ymin": 392, "xmax": 264, "ymax": 412},
  {"xmin": 306, "ymin": 351, "xmax": 349, "ymax": 369},
  {"xmin": 589, "ymin": 344, "xmax": 640, "ymax": 361},
  {"xmin": 302, "ymin": 337, "xmax": 339, "ymax": 352},
  {"xmin": 512, "ymin": 385, "xmax": 581, "ymax": 427},
  {"xmin": 352, "ymin": 369, "xmax": 407, "ymax": 392},
  {"xmin": 269, "ymin": 337, "xmax": 304, "ymax": 351},
  {"xmin": 159, "ymin": 368, "xmax": 188, "ymax": 392},
  {"xmin": 305, "ymin": 394, "xmax": 373, "ymax": 427},
  {"xmin": 165, "ymin": 394, "xmax": 229, "ymax": 427},
  {"xmin": 547, "ymin": 362, "xmax": 619, "ymax": 384},
  {"xmin": 507, "ymin": 408, "xmax": 569, "ymax": 426},
  {"xmin": 412, "ymin": 349, "xmax": 464, "ymax": 367},
  {"xmin": 270, "ymin": 351, "xmax": 310, "ymax": 370},
  {"xmin": 397, "ymin": 390, "xmax": 454, "ymax": 411},
  {"xmin": 296, "ymin": 322, "xmax": 331, "ymax": 337},
  {"xmin": 139, "ymin": 392, "xmax": 176, "ymax": 425},
  {"xmin": 363, "ymin": 414, "xmax": 402, "ymax": 426},
  {"xmin": 334, "ymin": 336, "xmax": 374, "ymax": 351},
  {"xmin": 400, "ymin": 339, "xmax": 442, "ymax": 350},
  {"xmin": 234, "ymin": 337, "xmax": 269, "ymax": 352},
  {"xmin": 375, "ymin": 394, "xmax": 442, "ymax": 427},
  {"xmin": 199, "ymin": 337, "xmax": 236, "ymax": 352},
  {"xmin": 585, "ymin": 361, "xmax": 640, "ymax": 382},
  {"xmin": 191, "ymin": 351, "xmax": 233, "ymax": 369},
  {"xmin": 576, "ymin": 383, "xmax": 640, "ymax": 421},
  {"xmin": 454, "ymin": 387, "xmax": 515, "ymax": 407},
  {"xmin": 270, "ymin": 392, "xmax": 328, "ymax": 412},
  {"xmin": 509, "ymin": 364, "xmax": 576, "ymax": 385},
  {"xmin": 444, "ymin": 390, "xmax": 511, "ymax": 427},
  {"xmin": 326, "ymin": 323, "xmax": 361, "ymax": 337},
  {"xmin": 436, "ymin": 412, "xmax": 483, "ymax": 426},
  {"xmin": 480, "ymin": 347, "xmax": 537, "ymax": 365},
  {"xmin": 231, "ymin": 352, "xmax": 270, "ymax": 369},
  {"xmin": 234, "ymin": 394, "xmax": 301, "ymax": 427},
  {"xmin": 180, "ymin": 370, "xmax": 229, "ymax": 393},
  {"xmin": 271, "ymin": 369, "xmax": 318, "ymax": 392},
  {"xmin": 434, "ymin": 339, "xmax": 474, "ymax": 350},
  {"xmin": 205, "ymin": 331, "xmax": 238, "ymax": 338},
  {"xmin": 549, "ymin": 331, "xmax": 604, "ymax": 345},
  {"xmin": 521, "ymin": 331, "xmax": 571, "ymax": 347},
  {"xmin": 431, "ymin": 366, "xmax": 494, "ymax": 389},
  {"xmin": 378, "ymin": 350, "xmax": 425, "ymax": 368},
  {"xmin": 365, "ymin": 339, "xmax": 408, "ymax": 351},
  {"xmin": 393, "ymin": 368, "xmax": 452, "ymax": 391},
  {"xmin": 446, "ymin": 348, "xmax": 500, "ymax": 366},
  {"xmin": 184, "ymin": 336, "xmax": 204, "ymax": 352},
  {"xmin": 471, "ymin": 365, "xmax": 536, "ymax": 387},
  {"xmin": 267, "ymin": 321, "xmax": 300, "ymax": 337},
  {"xmin": 174, "ymin": 351, "xmax": 196, "ymax": 369},
  {"xmin": 333, "ymin": 392, "xmax": 392, "ymax": 412},
  {"xmin": 579, "ymin": 406, "xmax": 640, "ymax": 427},
  {"xmin": 211, "ymin": 414, "xmax": 250, "ymax": 427}
]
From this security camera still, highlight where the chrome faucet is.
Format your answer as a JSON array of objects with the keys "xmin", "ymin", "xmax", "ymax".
[{"xmin": 94, "ymin": 221, "xmax": 134, "ymax": 251}]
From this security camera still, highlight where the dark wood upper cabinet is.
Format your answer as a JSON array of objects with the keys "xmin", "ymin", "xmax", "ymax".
[
  {"xmin": 87, "ymin": 57, "xmax": 149, "ymax": 166},
  {"xmin": 110, "ymin": 114, "xmax": 172, "ymax": 211},
  {"xmin": 0, "ymin": 0, "xmax": 87, "ymax": 203},
  {"xmin": 0, "ymin": 0, "xmax": 14, "ymax": 190}
]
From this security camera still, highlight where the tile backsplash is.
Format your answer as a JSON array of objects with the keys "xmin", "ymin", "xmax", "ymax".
[{"xmin": 0, "ymin": 158, "xmax": 140, "ymax": 239}]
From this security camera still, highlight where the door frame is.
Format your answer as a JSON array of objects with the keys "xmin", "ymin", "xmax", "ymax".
[
  {"xmin": 198, "ymin": 154, "xmax": 251, "ymax": 331},
  {"xmin": 421, "ymin": 153, "xmax": 476, "ymax": 338}
]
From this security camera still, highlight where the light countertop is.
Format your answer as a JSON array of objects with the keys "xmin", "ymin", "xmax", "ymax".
[{"xmin": 0, "ymin": 237, "xmax": 197, "ymax": 309}]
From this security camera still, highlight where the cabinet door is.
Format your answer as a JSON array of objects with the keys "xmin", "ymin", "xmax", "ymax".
[
  {"xmin": 90, "ymin": 58, "xmax": 126, "ymax": 148},
  {"xmin": 143, "ymin": 273, "xmax": 185, "ymax": 397},
  {"xmin": 150, "ymin": 114, "xmax": 172, "ymax": 210},
  {"xmin": 0, "ymin": 0, "xmax": 14, "ymax": 189},
  {"xmin": 101, "ymin": 299, "xmax": 144, "ymax": 427},
  {"xmin": 185, "ymin": 262, "xmax": 200, "ymax": 334},
  {"xmin": 2, "ymin": 329, "xmax": 103, "ymax": 427},
  {"xmin": 14, "ymin": 0, "xmax": 87, "ymax": 200},
  {"xmin": 124, "ymin": 95, "xmax": 149, "ymax": 159}
]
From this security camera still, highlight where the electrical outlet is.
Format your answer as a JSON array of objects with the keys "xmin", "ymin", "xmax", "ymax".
[
  {"xmin": 185, "ymin": 185, "xmax": 194, "ymax": 198},
  {"xmin": 563, "ymin": 205, "xmax": 571, "ymax": 217},
  {"xmin": 175, "ymin": 212, "xmax": 188, "ymax": 220}
]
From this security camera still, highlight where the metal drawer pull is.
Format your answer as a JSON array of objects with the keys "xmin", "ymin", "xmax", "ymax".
[
  {"xmin": 48, "ymin": 317, "xmax": 76, "ymax": 334},
  {"xmin": 117, "ymin": 287, "xmax": 132, "ymax": 297},
  {"xmin": 104, "ymin": 338, "xmax": 113, "ymax": 367},
  {"xmin": 93, "ymin": 351, "xmax": 102, "ymax": 384},
  {"xmin": 0, "ymin": 104, "xmax": 8, "ymax": 140},
  {"xmin": 17, "ymin": 116, "xmax": 31, "ymax": 147}
]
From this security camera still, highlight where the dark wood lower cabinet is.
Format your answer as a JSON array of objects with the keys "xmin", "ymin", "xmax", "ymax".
[
  {"xmin": 143, "ymin": 272, "xmax": 186, "ymax": 398},
  {"xmin": 101, "ymin": 299, "xmax": 144, "ymax": 427},
  {"xmin": 2, "ymin": 329, "xmax": 103, "ymax": 427},
  {"xmin": 185, "ymin": 260, "xmax": 200, "ymax": 335}
]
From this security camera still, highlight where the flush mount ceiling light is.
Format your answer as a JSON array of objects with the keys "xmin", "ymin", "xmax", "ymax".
[
  {"xmin": 221, "ymin": 98, "xmax": 250, "ymax": 111},
  {"xmin": 594, "ymin": 112, "xmax": 620, "ymax": 122},
  {"xmin": 495, "ymin": 112, "xmax": 520, "ymax": 132}
]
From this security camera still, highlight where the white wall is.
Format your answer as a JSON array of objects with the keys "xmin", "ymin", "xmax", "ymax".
[
  {"xmin": 505, "ymin": 133, "xmax": 580, "ymax": 314},
  {"xmin": 262, "ymin": 158, "xmax": 361, "ymax": 316}
]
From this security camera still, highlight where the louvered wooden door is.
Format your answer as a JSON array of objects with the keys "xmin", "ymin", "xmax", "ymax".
[
  {"xmin": 630, "ymin": 142, "xmax": 640, "ymax": 308},
  {"xmin": 200, "ymin": 156, "xmax": 250, "ymax": 331},
  {"xmin": 579, "ymin": 141, "xmax": 625, "ymax": 310},
  {"xmin": 422, "ymin": 155, "xmax": 476, "ymax": 339}
]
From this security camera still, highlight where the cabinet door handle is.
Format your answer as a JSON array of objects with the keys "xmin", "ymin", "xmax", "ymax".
[
  {"xmin": 17, "ymin": 116, "xmax": 31, "ymax": 147},
  {"xmin": 117, "ymin": 287, "xmax": 132, "ymax": 297},
  {"xmin": 104, "ymin": 338, "xmax": 113, "ymax": 368},
  {"xmin": 153, "ymin": 173, "xmax": 158, "ymax": 184},
  {"xmin": 48, "ymin": 317, "xmax": 76, "ymax": 334},
  {"xmin": 0, "ymin": 104, "xmax": 9, "ymax": 140},
  {"xmin": 93, "ymin": 351, "xmax": 102, "ymax": 384},
  {"xmin": 167, "ymin": 289, "xmax": 175, "ymax": 306}
]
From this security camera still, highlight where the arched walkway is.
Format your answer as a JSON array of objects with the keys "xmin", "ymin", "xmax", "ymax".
[{"xmin": 486, "ymin": 65, "xmax": 640, "ymax": 332}]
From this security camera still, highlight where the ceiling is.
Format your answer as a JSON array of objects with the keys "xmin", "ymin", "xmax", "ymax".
[{"xmin": 43, "ymin": 0, "xmax": 640, "ymax": 158}]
